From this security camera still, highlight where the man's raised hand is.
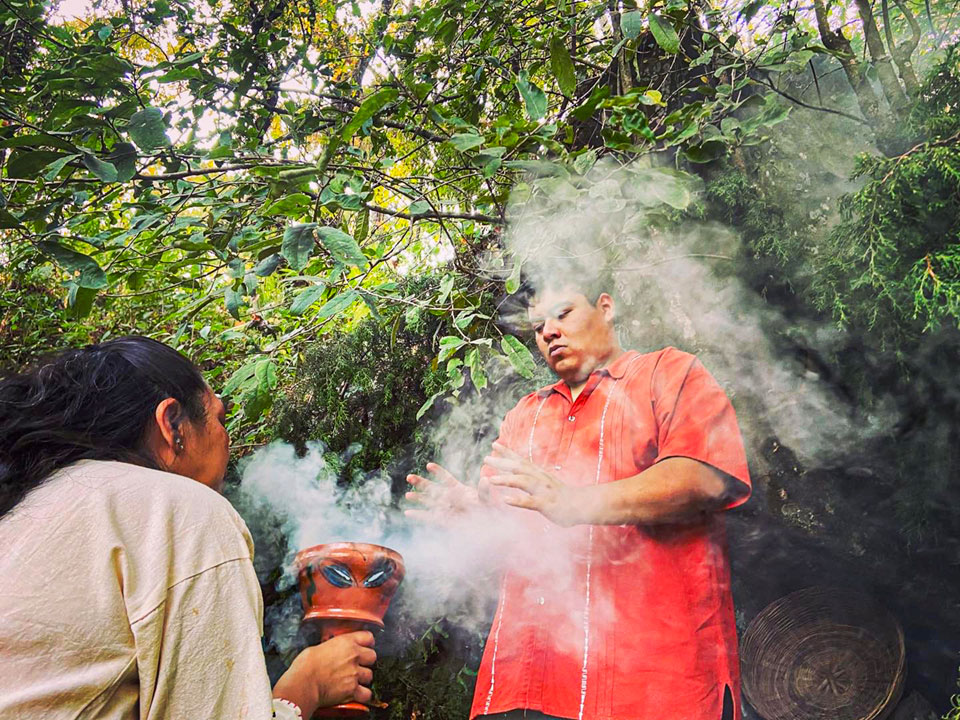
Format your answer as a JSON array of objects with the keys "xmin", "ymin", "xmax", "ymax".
[{"xmin": 405, "ymin": 462, "xmax": 479, "ymax": 524}]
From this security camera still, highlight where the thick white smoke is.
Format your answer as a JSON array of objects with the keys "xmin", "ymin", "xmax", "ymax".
[{"xmin": 234, "ymin": 153, "xmax": 893, "ymax": 660}]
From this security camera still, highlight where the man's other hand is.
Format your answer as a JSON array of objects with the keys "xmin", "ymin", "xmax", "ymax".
[{"xmin": 485, "ymin": 442, "xmax": 581, "ymax": 527}]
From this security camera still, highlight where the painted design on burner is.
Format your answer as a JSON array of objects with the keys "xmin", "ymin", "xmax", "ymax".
[
  {"xmin": 362, "ymin": 558, "xmax": 395, "ymax": 588},
  {"xmin": 321, "ymin": 563, "xmax": 355, "ymax": 588}
]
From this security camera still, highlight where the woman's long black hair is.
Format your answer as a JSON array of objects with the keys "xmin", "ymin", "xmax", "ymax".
[{"xmin": 0, "ymin": 336, "xmax": 209, "ymax": 518}]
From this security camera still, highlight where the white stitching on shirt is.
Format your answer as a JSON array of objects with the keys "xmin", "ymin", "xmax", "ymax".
[
  {"xmin": 576, "ymin": 380, "xmax": 618, "ymax": 720},
  {"xmin": 482, "ymin": 395, "xmax": 548, "ymax": 715},
  {"xmin": 482, "ymin": 574, "xmax": 508, "ymax": 715},
  {"xmin": 487, "ymin": 361, "xmax": 640, "ymax": 718},
  {"xmin": 528, "ymin": 395, "xmax": 549, "ymax": 460}
]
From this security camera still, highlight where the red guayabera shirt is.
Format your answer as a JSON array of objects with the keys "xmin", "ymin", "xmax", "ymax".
[{"xmin": 470, "ymin": 348, "xmax": 751, "ymax": 720}]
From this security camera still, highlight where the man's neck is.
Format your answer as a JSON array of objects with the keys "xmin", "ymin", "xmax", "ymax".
[{"xmin": 566, "ymin": 347, "xmax": 625, "ymax": 401}]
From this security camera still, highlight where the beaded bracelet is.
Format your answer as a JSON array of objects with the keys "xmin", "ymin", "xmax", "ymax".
[{"xmin": 272, "ymin": 698, "xmax": 303, "ymax": 719}]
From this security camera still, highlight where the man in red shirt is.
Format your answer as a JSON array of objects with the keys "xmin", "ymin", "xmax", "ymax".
[{"xmin": 407, "ymin": 278, "xmax": 751, "ymax": 720}]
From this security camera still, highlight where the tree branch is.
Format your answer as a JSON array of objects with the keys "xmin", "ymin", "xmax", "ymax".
[
  {"xmin": 363, "ymin": 202, "xmax": 503, "ymax": 225},
  {"xmin": 758, "ymin": 76, "xmax": 871, "ymax": 126}
]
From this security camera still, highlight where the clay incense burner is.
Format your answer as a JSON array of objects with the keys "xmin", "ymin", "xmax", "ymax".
[{"xmin": 295, "ymin": 542, "xmax": 406, "ymax": 718}]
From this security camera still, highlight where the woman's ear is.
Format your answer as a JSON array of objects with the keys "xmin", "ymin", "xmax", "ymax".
[{"xmin": 154, "ymin": 397, "xmax": 184, "ymax": 453}]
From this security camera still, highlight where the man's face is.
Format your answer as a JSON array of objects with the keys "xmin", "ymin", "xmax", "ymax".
[{"xmin": 527, "ymin": 287, "xmax": 616, "ymax": 385}]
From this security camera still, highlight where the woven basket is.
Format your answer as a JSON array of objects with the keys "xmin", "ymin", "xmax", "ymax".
[{"xmin": 741, "ymin": 586, "xmax": 905, "ymax": 720}]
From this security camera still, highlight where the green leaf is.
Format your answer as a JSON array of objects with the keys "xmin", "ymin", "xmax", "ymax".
[
  {"xmin": 649, "ymin": 13, "xmax": 681, "ymax": 54},
  {"xmin": 341, "ymin": 88, "xmax": 399, "ymax": 141},
  {"xmin": 243, "ymin": 389, "xmax": 272, "ymax": 422},
  {"xmin": 435, "ymin": 274, "xmax": 454, "ymax": 304},
  {"xmin": 504, "ymin": 159, "xmax": 568, "ymax": 176},
  {"xmin": 227, "ymin": 258, "xmax": 245, "ymax": 279},
  {"xmin": 404, "ymin": 305, "xmax": 422, "ymax": 330},
  {"xmin": 438, "ymin": 335, "xmax": 466, "ymax": 362},
  {"xmin": 355, "ymin": 207, "xmax": 370, "ymax": 243},
  {"xmin": 454, "ymin": 311, "xmax": 478, "ymax": 330},
  {"xmin": 408, "ymin": 200, "xmax": 431, "ymax": 216},
  {"xmin": 684, "ymin": 139, "xmax": 727, "ymax": 163},
  {"xmin": 290, "ymin": 284, "xmax": 326, "ymax": 315},
  {"xmin": 759, "ymin": 96, "xmax": 791, "ymax": 127},
  {"xmin": 0, "ymin": 133, "xmax": 79, "ymax": 152},
  {"xmin": 549, "ymin": 37, "xmax": 576, "ymax": 97},
  {"xmin": 358, "ymin": 289, "xmax": 381, "ymax": 320},
  {"xmin": 223, "ymin": 359, "xmax": 260, "ymax": 395},
  {"xmin": 416, "ymin": 390, "xmax": 444, "ymax": 420},
  {"xmin": 516, "ymin": 72, "xmax": 547, "ymax": 121},
  {"xmin": 43, "ymin": 153, "xmax": 81, "ymax": 181},
  {"xmin": 447, "ymin": 133, "xmax": 485, "ymax": 151},
  {"xmin": 739, "ymin": 0, "xmax": 765, "ymax": 21},
  {"xmin": 315, "ymin": 289, "xmax": 359, "ymax": 319},
  {"xmin": 720, "ymin": 117, "xmax": 740, "ymax": 136},
  {"xmin": 465, "ymin": 347, "xmax": 488, "ymax": 391},
  {"xmin": 690, "ymin": 48, "xmax": 714, "ymax": 68},
  {"xmin": 66, "ymin": 282, "xmax": 96, "ymax": 319},
  {"xmin": 81, "ymin": 153, "xmax": 118, "ymax": 183},
  {"xmin": 506, "ymin": 257, "xmax": 523, "ymax": 294},
  {"xmin": 157, "ymin": 67, "xmax": 203, "ymax": 82},
  {"xmin": 620, "ymin": 10, "xmax": 644, "ymax": 40},
  {"xmin": 475, "ymin": 148, "xmax": 504, "ymax": 178},
  {"xmin": 224, "ymin": 287, "xmax": 243, "ymax": 319},
  {"xmin": 0, "ymin": 209, "xmax": 22, "ymax": 229},
  {"xmin": 645, "ymin": 170, "xmax": 694, "ymax": 209},
  {"xmin": 255, "ymin": 358, "xmax": 278, "ymax": 391},
  {"xmin": 7, "ymin": 150, "xmax": 67, "ymax": 179},
  {"xmin": 572, "ymin": 149, "xmax": 597, "ymax": 175},
  {"xmin": 502, "ymin": 335, "xmax": 537, "ymax": 379},
  {"xmin": 172, "ymin": 51, "xmax": 204, "ymax": 66},
  {"xmin": 255, "ymin": 253, "xmax": 283, "ymax": 277},
  {"xmin": 127, "ymin": 107, "xmax": 171, "ymax": 150},
  {"xmin": 38, "ymin": 240, "xmax": 108, "ymax": 288},
  {"xmin": 571, "ymin": 86, "xmax": 609, "ymax": 121},
  {"xmin": 282, "ymin": 223, "xmax": 317, "ymax": 271},
  {"xmin": 317, "ymin": 227, "xmax": 367, "ymax": 267},
  {"xmin": 642, "ymin": 89, "xmax": 664, "ymax": 106},
  {"xmin": 107, "ymin": 142, "xmax": 137, "ymax": 182},
  {"xmin": 263, "ymin": 193, "xmax": 312, "ymax": 217}
]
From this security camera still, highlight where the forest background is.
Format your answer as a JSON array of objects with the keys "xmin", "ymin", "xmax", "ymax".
[{"xmin": 2, "ymin": 0, "xmax": 959, "ymax": 715}]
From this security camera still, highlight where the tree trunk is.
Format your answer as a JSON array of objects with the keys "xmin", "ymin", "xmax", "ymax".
[
  {"xmin": 813, "ymin": 0, "xmax": 884, "ymax": 127},
  {"xmin": 352, "ymin": 0, "xmax": 396, "ymax": 88},
  {"xmin": 853, "ymin": 0, "xmax": 909, "ymax": 114},
  {"xmin": 888, "ymin": 0, "xmax": 923, "ymax": 97},
  {"xmin": 605, "ymin": 0, "xmax": 633, "ymax": 95}
]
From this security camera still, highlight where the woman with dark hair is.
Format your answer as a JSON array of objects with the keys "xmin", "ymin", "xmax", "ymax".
[{"xmin": 0, "ymin": 337, "xmax": 375, "ymax": 720}]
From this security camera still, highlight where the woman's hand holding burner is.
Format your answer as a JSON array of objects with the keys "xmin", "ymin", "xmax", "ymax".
[{"xmin": 272, "ymin": 631, "xmax": 377, "ymax": 719}]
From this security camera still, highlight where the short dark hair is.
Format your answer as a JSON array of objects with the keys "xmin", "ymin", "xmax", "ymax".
[
  {"xmin": 0, "ymin": 336, "xmax": 208, "ymax": 517},
  {"xmin": 519, "ymin": 263, "xmax": 615, "ymax": 307}
]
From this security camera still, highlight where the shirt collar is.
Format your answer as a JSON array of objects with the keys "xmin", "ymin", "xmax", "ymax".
[{"xmin": 536, "ymin": 350, "xmax": 636, "ymax": 397}]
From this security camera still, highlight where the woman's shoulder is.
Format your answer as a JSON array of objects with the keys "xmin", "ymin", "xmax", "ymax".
[
  {"xmin": 1, "ymin": 460, "xmax": 256, "ymax": 621},
  {"xmin": 54, "ymin": 459, "xmax": 240, "ymax": 515},
  {"xmin": 41, "ymin": 460, "xmax": 254, "ymax": 566}
]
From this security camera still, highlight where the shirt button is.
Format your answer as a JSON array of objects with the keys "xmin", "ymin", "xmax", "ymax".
[
  {"xmin": 537, "ymin": 597, "xmax": 545, "ymax": 605},
  {"xmin": 568, "ymin": 415, "xmax": 575, "ymax": 422},
  {"xmin": 553, "ymin": 465, "xmax": 561, "ymax": 471}
]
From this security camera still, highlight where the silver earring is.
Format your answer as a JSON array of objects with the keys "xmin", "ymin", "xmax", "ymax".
[{"xmin": 175, "ymin": 436, "xmax": 184, "ymax": 452}]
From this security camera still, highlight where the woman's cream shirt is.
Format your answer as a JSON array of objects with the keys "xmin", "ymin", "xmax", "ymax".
[{"xmin": 0, "ymin": 460, "xmax": 274, "ymax": 719}]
